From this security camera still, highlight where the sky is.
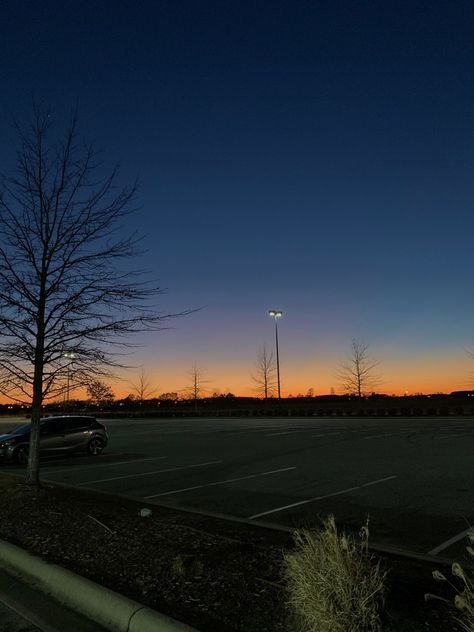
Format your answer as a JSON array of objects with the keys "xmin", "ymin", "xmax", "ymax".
[{"xmin": 0, "ymin": 1, "xmax": 473, "ymax": 397}]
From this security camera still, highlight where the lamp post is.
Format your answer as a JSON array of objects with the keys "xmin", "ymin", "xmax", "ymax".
[
  {"xmin": 268, "ymin": 310, "xmax": 283, "ymax": 400},
  {"xmin": 63, "ymin": 351, "xmax": 76, "ymax": 408}
]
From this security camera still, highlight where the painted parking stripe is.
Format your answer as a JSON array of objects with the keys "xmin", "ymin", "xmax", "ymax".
[
  {"xmin": 428, "ymin": 528, "xmax": 474, "ymax": 556},
  {"xmin": 144, "ymin": 466, "xmax": 296, "ymax": 499},
  {"xmin": 363, "ymin": 433, "xmax": 396, "ymax": 439},
  {"xmin": 266, "ymin": 431, "xmax": 307, "ymax": 436},
  {"xmin": 436, "ymin": 434, "xmax": 460, "ymax": 440},
  {"xmin": 248, "ymin": 475, "xmax": 397, "ymax": 520},
  {"xmin": 362, "ymin": 431, "xmax": 414, "ymax": 439},
  {"xmin": 118, "ymin": 429, "xmax": 202, "ymax": 436},
  {"xmin": 76, "ymin": 460, "xmax": 223, "ymax": 485},
  {"xmin": 42, "ymin": 455, "xmax": 168, "ymax": 474}
]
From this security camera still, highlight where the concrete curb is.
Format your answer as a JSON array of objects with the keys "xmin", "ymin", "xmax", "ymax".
[{"xmin": 0, "ymin": 539, "xmax": 198, "ymax": 632}]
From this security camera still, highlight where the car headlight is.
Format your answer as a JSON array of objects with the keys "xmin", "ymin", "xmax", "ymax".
[{"xmin": 0, "ymin": 439, "xmax": 16, "ymax": 447}]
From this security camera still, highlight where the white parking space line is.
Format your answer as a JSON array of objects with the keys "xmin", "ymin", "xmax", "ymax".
[
  {"xmin": 40, "ymin": 452, "xmax": 126, "ymax": 462},
  {"xmin": 144, "ymin": 466, "xmax": 296, "ymax": 499},
  {"xmin": 360, "ymin": 475, "xmax": 398, "ymax": 487},
  {"xmin": 248, "ymin": 475, "xmax": 397, "ymax": 520},
  {"xmin": 363, "ymin": 433, "xmax": 397, "ymax": 439},
  {"xmin": 42, "ymin": 455, "xmax": 168, "ymax": 474},
  {"xmin": 428, "ymin": 527, "xmax": 474, "ymax": 556},
  {"xmin": 119, "ymin": 429, "xmax": 200, "ymax": 436},
  {"xmin": 266, "ymin": 431, "xmax": 306, "ymax": 436},
  {"xmin": 76, "ymin": 460, "xmax": 223, "ymax": 485},
  {"xmin": 363, "ymin": 431, "xmax": 416, "ymax": 439},
  {"xmin": 436, "ymin": 434, "xmax": 460, "ymax": 440}
]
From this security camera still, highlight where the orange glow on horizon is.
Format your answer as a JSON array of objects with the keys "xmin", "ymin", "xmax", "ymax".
[{"xmin": 0, "ymin": 351, "xmax": 471, "ymax": 404}]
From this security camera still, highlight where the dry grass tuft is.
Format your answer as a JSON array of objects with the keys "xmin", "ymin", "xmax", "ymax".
[
  {"xmin": 283, "ymin": 515, "xmax": 387, "ymax": 632},
  {"xmin": 170, "ymin": 553, "xmax": 204, "ymax": 578},
  {"xmin": 425, "ymin": 531, "xmax": 474, "ymax": 631}
]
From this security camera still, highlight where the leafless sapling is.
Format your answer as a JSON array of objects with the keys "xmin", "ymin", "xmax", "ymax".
[
  {"xmin": 336, "ymin": 338, "xmax": 382, "ymax": 397},
  {"xmin": 251, "ymin": 345, "xmax": 277, "ymax": 400}
]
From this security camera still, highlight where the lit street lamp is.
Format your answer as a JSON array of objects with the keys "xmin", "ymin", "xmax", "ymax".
[
  {"xmin": 268, "ymin": 310, "xmax": 283, "ymax": 400},
  {"xmin": 63, "ymin": 351, "xmax": 76, "ymax": 407}
]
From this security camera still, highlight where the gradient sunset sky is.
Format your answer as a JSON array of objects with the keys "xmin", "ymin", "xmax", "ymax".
[{"xmin": 1, "ymin": 1, "xmax": 473, "ymax": 397}]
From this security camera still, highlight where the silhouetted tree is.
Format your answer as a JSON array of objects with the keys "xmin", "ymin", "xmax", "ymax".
[
  {"xmin": 186, "ymin": 363, "xmax": 209, "ymax": 412},
  {"xmin": 158, "ymin": 392, "xmax": 179, "ymax": 401},
  {"xmin": 87, "ymin": 380, "xmax": 115, "ymax": 407},
  {"xmin": 0, "ymin": 105, "xmax": 183, "ymax": 485},
  {"xmin": 251, "ymin": 345, "xmax": 276, "ymax": 400},
  {"xmin": 337, "ymin": 338, "xmax": 382, "ymax": 397},
  {"xmin": 129, "ymin": 368, "xmax": 157, "ymax": 404}
]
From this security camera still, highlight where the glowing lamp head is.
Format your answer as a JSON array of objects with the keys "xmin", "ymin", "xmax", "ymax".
[
  {"xmin": 63, "ymin": 351, "xmax": 76, "ymax": 359},
  {"xmin": 268, "ymin": 309, "xmax": 283, "ymax": 318}
]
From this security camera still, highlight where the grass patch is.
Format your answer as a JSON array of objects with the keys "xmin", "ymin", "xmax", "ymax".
[
  {"xmin": 283, "ymin": 515, "xmax": 387, "ymax": 632},
  {"xmin": 425, "ymin": 532, "xmax": 474, "ymax": 631}
]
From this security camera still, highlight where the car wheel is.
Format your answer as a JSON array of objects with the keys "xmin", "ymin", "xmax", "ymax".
[
  {"xmin": 13, "ymin": 445, "xmax": 29, "ymax": 465},
  {"xmin": 87, "ymin": 437, "xmax": 105, "ymax": 456}
]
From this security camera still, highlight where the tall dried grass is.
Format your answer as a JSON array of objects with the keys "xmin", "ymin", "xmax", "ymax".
[
  {"xmin": 425, "ymin": 532, "xmax": 474, "ymax": 631},
  {"xmin": 283, "ymin": 515, "xmax": 387, "ymax": 632}
]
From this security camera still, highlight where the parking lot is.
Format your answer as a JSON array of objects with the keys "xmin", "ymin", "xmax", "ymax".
[{"xmin": 1, "ymin": 415, "xmax": 473, "ymax": 561}]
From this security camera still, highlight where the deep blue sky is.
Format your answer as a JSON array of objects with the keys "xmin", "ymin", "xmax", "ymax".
[{"xmin": 1, "ymin": 1, "xmax": 473, "ymax": 395}]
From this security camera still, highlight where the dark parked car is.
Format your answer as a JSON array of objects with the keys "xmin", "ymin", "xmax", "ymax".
[{"xmin": 0, "ymin": 416, "xmax": 108, "ymax": 465}]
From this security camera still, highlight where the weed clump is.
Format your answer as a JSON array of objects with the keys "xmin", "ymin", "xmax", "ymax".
[
  {"xmin": 425, "ymin": 532, "xmax": 474, "ymax": 631},
  {"xmin": 283, "ymin": 515, "xmax": 387, "ymax": 632}
]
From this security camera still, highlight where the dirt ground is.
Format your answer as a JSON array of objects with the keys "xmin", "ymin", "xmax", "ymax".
[{"xmin": 0, "ymin": 474, "xmax": 462, "ymax": 631}]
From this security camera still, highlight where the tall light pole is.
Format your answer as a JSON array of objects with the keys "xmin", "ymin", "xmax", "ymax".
[
  {"xmin": 63, "ymin": 351, "xmax": 76, "ymax": 408},
  {"xmin": 268, "ymin": 310, "xmax": 283, "ymax": 400}
]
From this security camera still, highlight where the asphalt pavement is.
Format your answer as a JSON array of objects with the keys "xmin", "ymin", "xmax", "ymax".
[
  {"xmin": 0, "ymin": 568, "xmax": 107, "ymax": 632},
  {"xmin": 2, "ymin": 415, "xmax": 473, "ymax": 562}
]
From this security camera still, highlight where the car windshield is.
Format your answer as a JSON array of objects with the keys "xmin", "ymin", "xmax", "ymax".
[{"xmin": 8, "ymin": 420, "xmax": 49, "ymax": 435}]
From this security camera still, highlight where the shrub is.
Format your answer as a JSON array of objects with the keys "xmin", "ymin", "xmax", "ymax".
[
  {"xmin": 283, "ymin": 515, "xmax": 387, "ymax": 632},
  {"xmin": 171, "ymin": 554, "xmax": 204, "ymax": 578},
  {"xmin": 425, "ymin": 532, "xmax": 474, "ymax": 631}
]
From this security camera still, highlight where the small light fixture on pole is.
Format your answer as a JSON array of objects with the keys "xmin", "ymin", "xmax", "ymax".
[
  {"xmin": 63, "ymin": 351, "xmax": 76, "ymax": 407},
  {"xmin": 268, "ymin": 310, "xmax": 283, "ymax": 400}
]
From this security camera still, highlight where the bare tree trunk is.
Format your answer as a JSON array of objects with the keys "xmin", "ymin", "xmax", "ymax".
[
  {"xmin": 27, "ymin": 319, "xmax": 45, "ymax": 485},
  {"xmin": 193, "ymin": 372, "xmax": 198, "ymax": 413},
  {"xmin": 26, "ymin": 252, "xmax": 47, "ymax": 485},
  {"xmin": 27, "ymin": 376, "xmax": 42, "ymax": 485}
]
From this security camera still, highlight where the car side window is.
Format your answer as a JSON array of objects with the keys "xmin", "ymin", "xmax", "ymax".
[
  {"xmin": 41, "ymin": 419, "xmax": 67, "ymax": 435},
  {"xmin": 67, "ymin": 418, "xmax": 92, "ymax": 431}
]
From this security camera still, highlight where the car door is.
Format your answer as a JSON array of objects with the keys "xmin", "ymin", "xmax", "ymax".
[
  {"xmin": 39, "ymin": 418, "xmax": 68, "ymax": 452},
  {"xmin": 64, "ymin": 417, "xmax": 93, "ymax": 450}
]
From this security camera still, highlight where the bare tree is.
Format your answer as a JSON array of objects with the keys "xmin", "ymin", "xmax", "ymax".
[
  {"xmin": 129, "ymin": 368, "xmax": 157, "ymax": 403},
  {"xmin": 337, "ymin": 338, "xmax": 382, "ymax": 397},
  {"xmin": 186, "ymin": 363, "xmax": 209, "ymax": 412},
  {"xmin": 0, "ymin": 105, "xmax": 183, "ymax": 484},
  {"xmin": 87, "ymin": 380, "xmax": 115, "ymax": 407},
  {"xmin": 251, "ymin": 345, "xmax": 276, "ymax": 400}
]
